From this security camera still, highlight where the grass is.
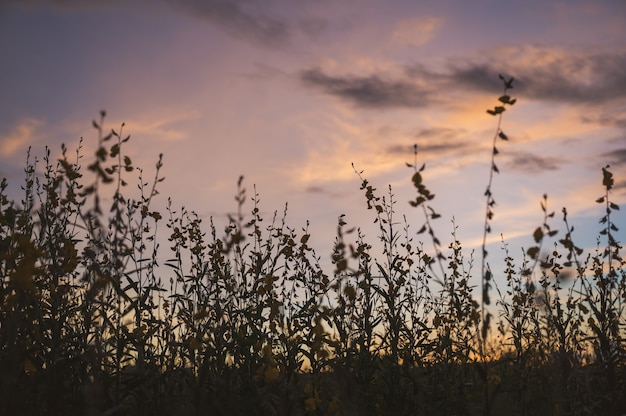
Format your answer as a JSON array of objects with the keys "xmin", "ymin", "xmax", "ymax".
[{"xmin": 0, "ymin": 77, "xmax": 624, "ymax": 416}]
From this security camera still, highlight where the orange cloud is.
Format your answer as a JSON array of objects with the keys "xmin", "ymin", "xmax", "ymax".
[
  {"xmin": 0, "ymin": 118, "xmax": 43, "ymax": 157},
  {"xmin": 392, "ymin": 17, "xmax": 444, "ymax": 47}
]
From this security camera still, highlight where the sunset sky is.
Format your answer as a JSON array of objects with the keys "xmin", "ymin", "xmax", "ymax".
[{"xmin": 1, "ymin": 0, "xmax": 625, "ymax": 284}]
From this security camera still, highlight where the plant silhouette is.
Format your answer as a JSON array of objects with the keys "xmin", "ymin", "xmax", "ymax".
[{"xmin": 0, "ymin": 80, "xmax": 624, "ymax": 416}]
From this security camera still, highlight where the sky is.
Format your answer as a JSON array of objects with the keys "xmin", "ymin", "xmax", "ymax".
[{"xmin": 1, "ymin": 0, "xmax": 625, "ymax": 287}]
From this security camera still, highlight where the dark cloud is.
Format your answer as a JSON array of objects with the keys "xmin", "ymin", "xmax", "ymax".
[
  {"xmin": 384, "ymin": 128, "xmax": 469, "ymax": 157},
  {"xmin": 443, "ymin": 65, "xmax": 512, "ymax": 95},
  {"xmin": 2, "ymin": 0, "xmax": 293, "ymax": 47},
  {"xmin": 385, "ymin": 141, "xmax": 468, "ymax": 156},
  {"xmin": 300, "ymin": 68, "xmax": 433, "ymax": 109},
  {"xmin": 582, "ymin": 114, "xmax": 626, "ymax": 129},
  {"xmin": 303, "ymin": 47, "xmax": 626, "ymax": 110},
  {"xmin": 601, "ymin": 148, "xmax": 626, "ymax": 166},
  {"xmin": 306, "ymin": 185, "xmax": 326, "ymax": 194},
  {"xmin": 443, "ymin": 48, "xmax": 626, "ymax": 105},
  {"xmin": 506, "ymin": 152, "xmax": 561, "ymax": 173},
  {"xmin": 165, "ymin": 0, "xmax": 290, "ymax": 47},
  {"xmin": 415, "ymin": 127, "xmax": 464, "ymax": 141}
]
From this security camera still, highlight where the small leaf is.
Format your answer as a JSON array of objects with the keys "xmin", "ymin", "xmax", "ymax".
[
  {"xmin": 110, "ymin": 143, "xmax": 120, "ymax": 157},
  {"xmin": 498, "ymin": 131, "xmax": 508, "ymax": 141},
  {"xmin": 596, "ymin": 197, "xmax": 605, "ymax": 203},
  {"xmin": 412, "ymin": 172, "xmax": 422, "ymax": 187},
  {"xmin": 533, "ymin": 227, "xmax": 543, "ymax": 243},
  {"xmin": 602, "ymin": 166, "xmax": 614, "ymax": 190},
  {"xmin": 498, "ymin": 95, "xmax": 511, "ymax": 104}
]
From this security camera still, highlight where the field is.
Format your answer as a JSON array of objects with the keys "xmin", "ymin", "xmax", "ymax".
[{"xmin": 0, "ymin": 79, "xmax": 624, "ymax": 415}]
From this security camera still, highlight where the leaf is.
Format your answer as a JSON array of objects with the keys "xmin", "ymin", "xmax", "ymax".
[
  {"xmin": 110, "ymin": 143, "xmax": 120, "ymax": 157},
  {"xmin": 498, "ymin": 95, "xmax": 511, "ymax": 104},
  {"xmin": 602, "ymin": 166, "xmax": 614, "ymax": 190},
  {"xmin": 596, "ymin": 197, "xmax": 605, "ymax": 203},
  {"xmin": 609, "ymin": 202, "xmax": 620, "ymax": 210},
  {"xmin": 412, "ymin": 172, "xmax": 422, "ymax": 187},
  {"xmin": 533, "ymin": 227, "xmax": 544, "ymax": 243},
  {"xmin": 527, "ymin": 246, "xmax": 539, "ymax": 260},
  {"xmin": 498, "ymin": 131, "xmax": 508, "ymax": 140}
]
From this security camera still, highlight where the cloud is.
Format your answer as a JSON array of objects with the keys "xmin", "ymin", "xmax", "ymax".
[
  {"xmin": 385, "ymin": 127, "xmax": 469, "ymax": 156},
  {"xmin": 300, "ymin": 68, "xmax": 433, "ymax": 109},
  {"xmin": 581, "ymin": 113, "xmax": 626, "ymax": 129},
  {"xmin": 302, "ymin": 46, "xmax": 626, "ymax": 112},
  {"xmin": 505, "ymin": 152, "xmax": 561, "ymax": 173},
  {"xmin": 601, "ymin": 148, "xmax": 626, "ymax": 166},
  {"xmin": 165, "ymin": 0, "xmax": 290, "ymax": 47},
  {"xmin": 0, "ymin": 118, "xmax": 43, "ymax": 157},
  {"xmin": 391, "ymin": 16, "xmax": 444, "ymax": 47},
  {"xmin": 123, "ymin": 111, "xmax": 199, "ymax": 143},
  {"xmin": 2, "ymin": 0, "xmax": 293, "ymax": 47},
  {"xmin": 443, "ymin": 46, "xmax": 626, "ymax": 105}
]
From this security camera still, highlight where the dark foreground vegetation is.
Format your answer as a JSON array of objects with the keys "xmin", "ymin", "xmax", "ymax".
[{"xmin": 1, "ymin": 79, "xmax": 624, "ymax": 415}]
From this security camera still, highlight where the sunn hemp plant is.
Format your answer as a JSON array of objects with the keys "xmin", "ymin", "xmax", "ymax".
[{"xmin": 0, "ymin": 77, "xmax": 624, "ymax": 416}]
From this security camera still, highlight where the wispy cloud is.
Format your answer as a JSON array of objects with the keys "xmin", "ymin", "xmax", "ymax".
[
  {"xmin": 505, "ymin": 152, "xmax": 562, "ymax": 173},
  {"xmin": 165, "ymin": 0, "xmax": 290, "ymax": 47},
  {"xmin": 0, "ymin": 118, "xmax": 43, "ymax": 157},
  {"xmin": 122, "ymin": 111, "xmax": 200, "ymax": 143},
  {"xmin": 391, "ymin": 16, "xmax": 444, "ymax": 47},
  {"xmin": 2, "ymin": 0, "xmax": 295, "ymax": 47},
  {"xmin": 385, "ymin": 127, "xmax": 469, "ymax": 157}
]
